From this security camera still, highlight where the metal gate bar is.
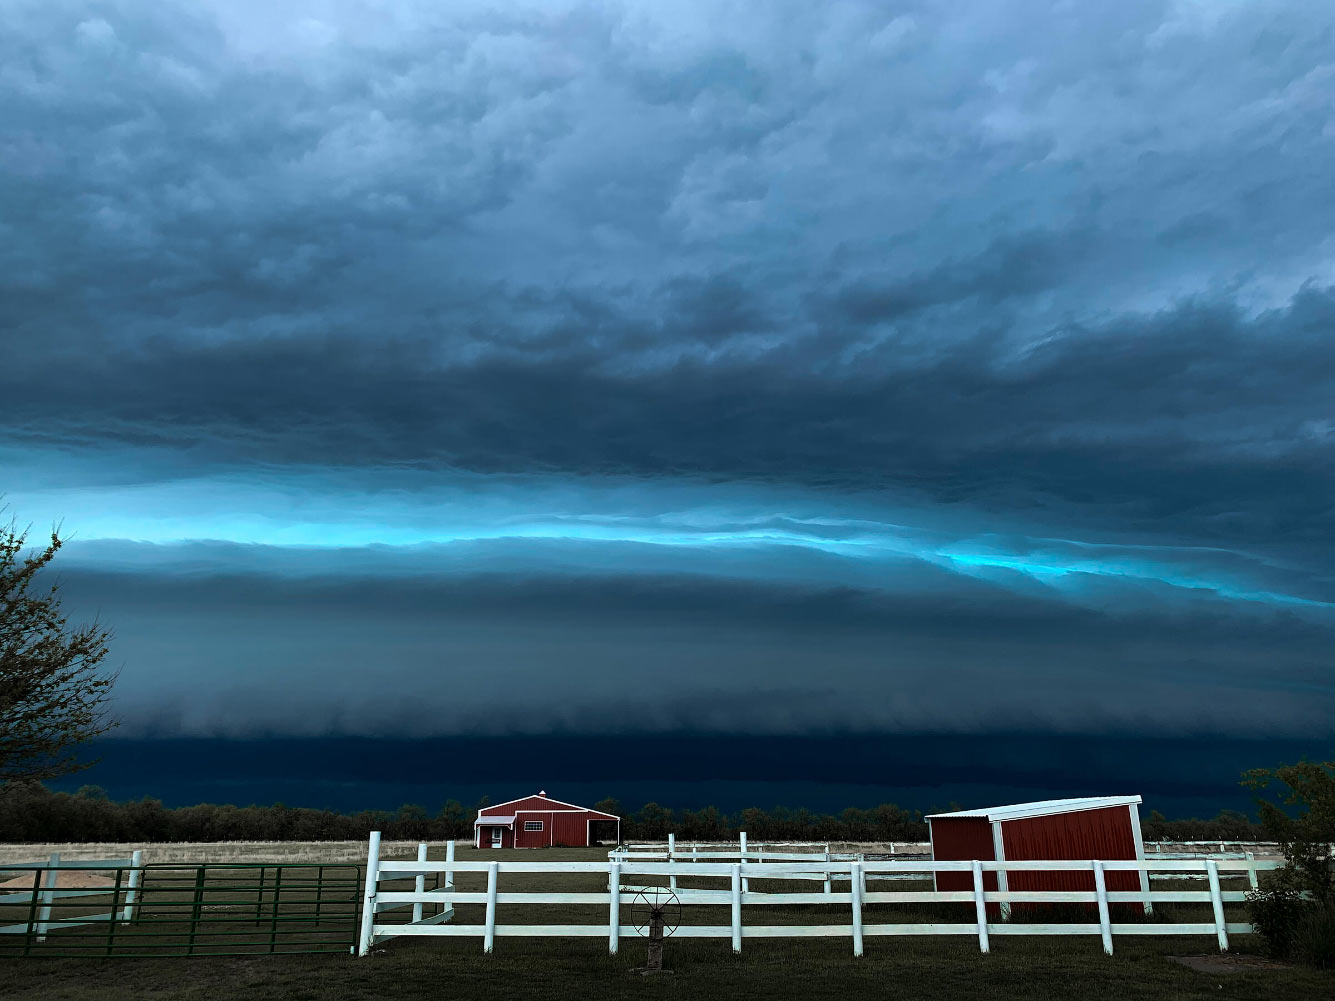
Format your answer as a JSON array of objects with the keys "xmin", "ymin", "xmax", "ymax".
[{"xmin": 0, "ymin": 862, "xmax": 362, "ymax": 958}]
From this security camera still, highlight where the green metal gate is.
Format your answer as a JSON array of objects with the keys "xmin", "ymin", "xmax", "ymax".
[{"xmin": 0, "ymin": 862, "xmax": 362, "ymax": 957}]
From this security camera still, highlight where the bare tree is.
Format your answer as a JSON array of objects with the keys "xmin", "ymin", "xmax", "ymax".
[{"xmin": 1, "ymin": 518, "xmax": 117, "ymax": 783}]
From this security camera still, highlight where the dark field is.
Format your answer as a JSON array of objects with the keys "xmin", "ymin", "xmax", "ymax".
[{"xmin": 5, "ymin": 934, "xmax": 1333, "ymax": 1001}]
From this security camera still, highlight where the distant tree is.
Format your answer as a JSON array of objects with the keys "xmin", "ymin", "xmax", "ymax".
[
  {"xmin": 1, "ymin": 518, "xmax": 117, "ymax": 784},
  {"xmin": 437, "ymin": 799, "xmax": 468, "ymax": 838},
  {"xmin": 635, "ymin": 802, "xmax": 672, "ymax": 839},
  {"xmin": 393, "ymin": 803, "xmax": 432, "ymax": 839}
]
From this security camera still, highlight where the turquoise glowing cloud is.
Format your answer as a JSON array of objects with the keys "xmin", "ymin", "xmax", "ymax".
[{"xmin": 10, "ymin": 457, "xmax": 1332, "ymax": 614}]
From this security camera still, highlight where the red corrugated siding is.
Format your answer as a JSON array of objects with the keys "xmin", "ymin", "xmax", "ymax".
[
  {"xmin": 480, "ymin": 796, "xmax": 561, "ymax": 815},
  {"xmin": 514, "ymin": 812, "xmax": 551, "ymax": 848},
  {"xmin": 928, "ymin": 817, "xmax": 996, "ymax": 895},
  {"xmin": 492, "ymin": 810, "xmax": 600, "ymax": 847},
  {"xmin": 551, "ymin": 812, "xmax": 592, "ymax": 847},
  {"xmin": 1001, "ymin": 806, "xmax": 1141, "ymax": 914}
]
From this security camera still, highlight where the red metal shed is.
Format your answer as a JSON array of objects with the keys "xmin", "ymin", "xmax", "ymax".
[
  {"xmin": 927, "ymin": 796, "xmax": 1150, "ymax": 918},
  {"xmin": 474, "ymin": 791, "xmax": 621, "ymax": 849}
]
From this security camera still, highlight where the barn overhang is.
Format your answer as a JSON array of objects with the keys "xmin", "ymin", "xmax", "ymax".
[{"xmin": 473, "ymin": 815, "xmax": 516, "ymax": 827}]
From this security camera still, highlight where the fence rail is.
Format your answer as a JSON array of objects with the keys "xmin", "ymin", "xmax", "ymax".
[{"xmin": 358, "ymin": 833, "xmax": 1279, "ymax": 958}]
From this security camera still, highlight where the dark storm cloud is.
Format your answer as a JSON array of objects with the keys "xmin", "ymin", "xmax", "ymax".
[
  {"xmin": 6, "ymin": 287, "xmax": 1334, "ymax": 555},
  {"xmin": 4, "ymin": 2, "xmax": 1335, "ymax": 740},
  {"xmin": 52, "ymin": 563, "xmax": 1335, "ymax": 739}
]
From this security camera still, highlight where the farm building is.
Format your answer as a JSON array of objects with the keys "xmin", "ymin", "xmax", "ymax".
[
  {"xmin": 474, "ymin": 792, "xmax": 621, "ymax": 848},
  {"xmin": 927, "ymin": 796, "xmax": 1150, "ymax": 918}
]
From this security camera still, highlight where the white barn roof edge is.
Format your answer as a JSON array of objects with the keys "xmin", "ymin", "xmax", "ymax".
[{"xmin": 926, "ymin": 795, "xmax": 1142, "ymax": 823}]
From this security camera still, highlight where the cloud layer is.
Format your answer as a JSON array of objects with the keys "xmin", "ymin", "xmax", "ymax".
[{"xmin": 4, "ymin": 1, "xmax": 1334, "ymax": 740}]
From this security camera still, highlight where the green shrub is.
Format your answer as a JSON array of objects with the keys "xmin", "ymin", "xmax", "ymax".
[
  {"xmin": 1291, "ymin": 902, "xmax": 1335, "ymax": 969},
  {"xmin": 1247, "ymin": 882, "xmax": 1311, "ymax": 960}
]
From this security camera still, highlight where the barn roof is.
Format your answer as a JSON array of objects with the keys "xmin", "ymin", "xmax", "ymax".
[
  {"xmin": 477, "ymin": 792, "xmax": 620, "ymax": 820},
  {"xmin": 927, "ymin": 796, "xmax": 1141, "ymax": 822}
]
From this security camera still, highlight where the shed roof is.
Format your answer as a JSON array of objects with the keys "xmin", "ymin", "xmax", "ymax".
[
  {"xmin": 927, "ymin": 796, "xmax": 1141, "ymax": 823},
  {"xmin": 473, "ymin": 815, "xmax": 516, "ymax": 827}
]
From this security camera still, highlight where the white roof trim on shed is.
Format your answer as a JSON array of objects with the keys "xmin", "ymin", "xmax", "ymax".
[
  {"xmin": 473, "ymin": 815, "xmax": 516, "ymax": 827},
  {"xmin": 926, "ymin": 796, "xmax": 1142, "ymax": 822}
]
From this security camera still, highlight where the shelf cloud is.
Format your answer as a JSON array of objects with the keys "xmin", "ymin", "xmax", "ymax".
[{"xmin": 4, "ymin": 1, "xmax": 1334, "ymax": 743}]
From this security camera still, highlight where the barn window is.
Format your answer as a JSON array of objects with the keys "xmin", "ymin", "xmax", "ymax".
[{"xmin": 524, "ymin": 821, "xmax": 544, "ymax": 831}]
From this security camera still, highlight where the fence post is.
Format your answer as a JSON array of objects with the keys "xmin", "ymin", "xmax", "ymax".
[
  {"xmin": 1245, "ymin": 852, "xmax": 1259, "ymax": 891},
  {"xmin": 851, "ymin": 861, "xmax": 864, "ymax": 957},
  {"xmin": 445, "ymin": 840, "xmax": 456, "ymax": 919},
  {"xmin": 36, "ymin": 853, "xmax": 58, "ymax": 941},
  {"xmin": 268, "ymin": 866, "xmax": 287, "ymax": 954},
  {"xmin": 740, "ymin": 832, "xmax": 749, "ymax": 893},
  {"xmin": 668, "ymin": 833, "xmax": 676, "ymax": 892},
  {"xmin": 1206, "ymin": 860, "xmax": 1229, "ymax": 952},
  {"xmin": 484, "ymin": 862, "xmax": 499, "ymax": 954},
  {"xmin": 1139, "ymin": 860, "xmax": 1154, "ymax": 918},
  {"xmin": 1093, "ymin": 861, "xmax": 1113, "ymax": 956},
  {"xmin": 731, "ymin": 864, "xmax": 743, "ymax": 953},
  {"xmin": 972, "ymin": 860, "xmax": 990, "ymax": 954},
  {"xmin": 22, "ymin": 870, "xmax": 41, "ymax": 956},
  {"xmin": 121, "ymin": 850, "xmax": 143, "ymax": 923},
  {"xmin": 357, "ymin": 831, "xmax": 382, "ymax": 957},
  {"xmin": 609, "ymin": 861, "xmax": 621, "ymax": 955},
  {"xmin": 188, "ymin": 866, "xmax": 207, "ymax": 956},
  {"xmin": 824, "ymin": 849, "xmax": 832, "ymax": 896},
  {"xmin": 413, "ymin": 843, "xmax": 427, "ymax": 924},
  {"xmin": 104, "ymin": 868, "xmax": 123, "ymax": 957}
]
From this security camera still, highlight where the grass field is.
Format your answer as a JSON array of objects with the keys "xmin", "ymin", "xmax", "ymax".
[
  {"xmin": 5, "ymin": 933, "xmax": 1333, "ymax": 1001},
  {"xmin": 3, "ymin": 846, "xmax": 1331, "ymax": 999}
]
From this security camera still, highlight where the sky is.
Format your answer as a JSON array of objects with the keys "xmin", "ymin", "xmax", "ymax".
[{"xmin": 3, "ymin": 1, "xmax": 1334, "ymax": 808}]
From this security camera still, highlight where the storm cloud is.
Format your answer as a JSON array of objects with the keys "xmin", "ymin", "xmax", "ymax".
[{"xmin": 3, "ymin": 1, "xmax": 1334, "ymax": 744}]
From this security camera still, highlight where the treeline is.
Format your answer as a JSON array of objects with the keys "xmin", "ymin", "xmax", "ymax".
[
  {"xmin": 1140, "ymin": 808, "xmax": 1267, "ymax": 842},
  {"xmin": 0, "ymin": 783, "xmax": 1267, "ymax": 844}
]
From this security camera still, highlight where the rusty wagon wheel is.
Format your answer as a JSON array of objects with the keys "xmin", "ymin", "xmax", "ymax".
[{"xmin": 629, "ymin": 885, "xmax": 681, "ymax": 939}]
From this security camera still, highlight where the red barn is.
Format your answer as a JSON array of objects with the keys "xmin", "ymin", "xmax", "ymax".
[
  {"xmin": 927, "ymin": 796, "xmax": 1150, "ymax": 918},
  {"xmin": 473, "ymin": 791, "xmax": 621, "ymax": 849}
]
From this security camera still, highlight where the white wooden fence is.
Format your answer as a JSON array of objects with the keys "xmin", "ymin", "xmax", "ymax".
[
  {"xmin": 625, "ymin": 839, "xmax": 1283, "ymax": 858},
  {"xmin": 611, "ymin": 833, "xmax": 1275, "ymax": 887},
  {"xmin": 0, "ymin": 852, "xmax": 144, "ymax": 939},
  {"xmin": 357, "ymin": 833, "xmax": 1278, "ymax": 958}
]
